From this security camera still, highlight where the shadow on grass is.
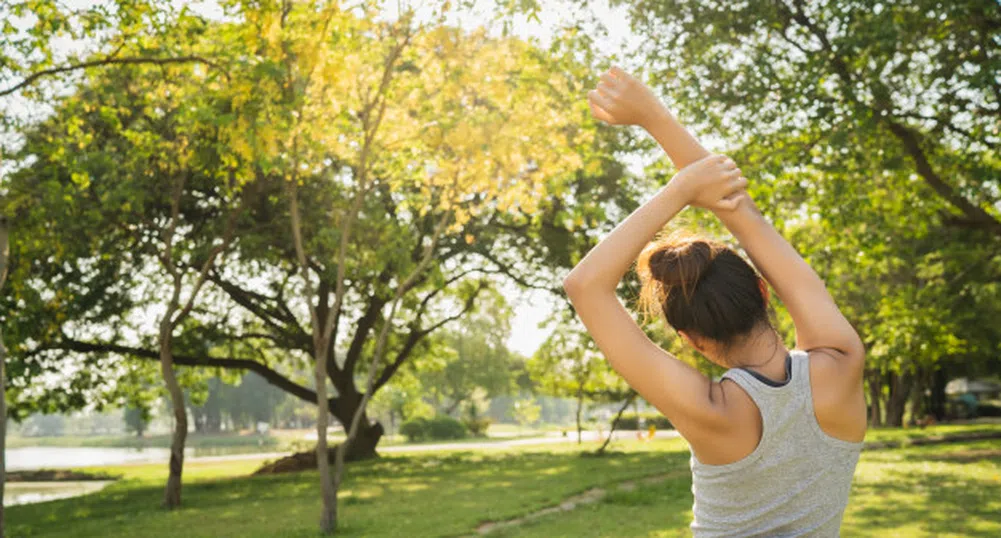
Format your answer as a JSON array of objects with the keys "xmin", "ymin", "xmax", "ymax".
[
  {"xmin": 8, "ymin": 446, "xmax": 692, "ymax": 538},
  {"xmin": 844, "ymin": 465, "xmax": 1001, "ymax": 537},
  {"xmin": 486, "ymin": 473, "xmax": 695, "ymax": 538}
]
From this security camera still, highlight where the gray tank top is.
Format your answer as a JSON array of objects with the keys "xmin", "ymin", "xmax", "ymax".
[{"xmin": 690, "ymin": 350, "xmax": 862, "ymax": 537}]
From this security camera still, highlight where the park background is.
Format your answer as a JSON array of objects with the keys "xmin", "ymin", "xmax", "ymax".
[{"xmin": 1, "ymin": 0, "xmax": 1000, "ymax": 536}]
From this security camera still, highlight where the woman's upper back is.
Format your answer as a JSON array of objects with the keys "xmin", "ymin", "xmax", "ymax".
[{"xmin": 689, "ymin": 351, "xmax": 864, "ymax": 537}]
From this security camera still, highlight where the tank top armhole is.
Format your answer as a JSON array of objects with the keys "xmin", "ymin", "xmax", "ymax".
[
  {"xmin": 695, "ymin": 370, "xmax": 770, "ymax": 471},
  {"xmin": 796, "ymin": 350, "xmax": 865, "ymax": 450}
]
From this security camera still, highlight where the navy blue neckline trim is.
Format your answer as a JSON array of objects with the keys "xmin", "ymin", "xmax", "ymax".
[{"xmin": 739, "ymin": 354, "xmax": 792, "ymax": 387}]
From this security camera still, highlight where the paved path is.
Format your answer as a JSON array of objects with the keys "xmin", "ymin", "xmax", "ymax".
[
  {"xmin": 13, "ymin": 430, "xmax": 683, "ymax": 469},
  {"xmin": 381, "ymin": 429, "xmax": 680, "ymax": 453},
  {"xmin": 184, "ymin": 429, "xmax": 681, "ymax": 464}
]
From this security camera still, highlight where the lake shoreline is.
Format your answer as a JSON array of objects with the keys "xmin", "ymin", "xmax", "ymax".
[{"xmin": 8, "ymin": 469, "xmax": 119, "ymax": 482}]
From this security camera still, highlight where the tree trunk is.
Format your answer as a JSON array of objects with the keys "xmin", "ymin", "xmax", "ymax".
[
  {"xmin": 444, "ymin": 397, "xmax": 463, "ymax": 417},
  {"xmin": 329, "ymin": 397, "xmax": 383, "ymax": 461},
  {"xmin": 596, "ymin": 393, "xmax": 636, "ymax": 455},
  {"xmin": 313, "ymin": 345, "xmax": 336, "ymax": 534},
  {"xmin": 575, "ymin": 383, "xmax": 583, "ymax": 445},
  {"xmin": 885, "ymin": 371, "xmax": 913, "ymax": 428},
  {"xmin": 0, "ymin": 217, "xmax": 8, "ymax": 538},
  {"xmin": 343, "ymin": 421, "xmax": 383, "ymax": 461},
  {"xmin": 192, "ymin": 406, "xmax": 206, "ymax": 433},
  {"xmin": 866, "ymin": 369, "xmax": 883, "ymax": 427},
  {"xmin": 930, "ymin": 366, "xmax": 948, "ymax": 421},
  {"xmin": 908, "ymin": 368, "xmax": 927, "ymax": 426},
  {"xmin": 160, "ymin": 326, "xmax": 188, "ymax": 509}
]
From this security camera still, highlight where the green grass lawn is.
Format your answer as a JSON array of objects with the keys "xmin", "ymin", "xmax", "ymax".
[{"xmin": 9, "ymin": 425, "xmax": 1001, "ymax": 537}]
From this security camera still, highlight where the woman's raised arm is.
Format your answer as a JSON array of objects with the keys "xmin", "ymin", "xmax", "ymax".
[{"xmin": 715, "ymin": 196, "xmax": 865, "ymax": 369}]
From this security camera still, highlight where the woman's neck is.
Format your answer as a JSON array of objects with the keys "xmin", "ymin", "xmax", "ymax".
[{"xmin": 722, "ymin": 327, "xmax": 789, "ymax": 382}]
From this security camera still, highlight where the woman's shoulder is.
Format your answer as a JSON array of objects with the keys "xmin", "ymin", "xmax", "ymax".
[{"xmin": 802, "ymin": 348, "xmax": 868, "ymax": 443}]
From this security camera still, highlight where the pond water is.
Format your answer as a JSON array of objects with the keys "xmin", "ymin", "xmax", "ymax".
[
  {"xmin": 6, "ymin": 445, "xmax": 288, "ymax": 506},
  {"xmin": 7, "ymin": 445, "xmax": 279, "ymax": 472},
  {"xmin": 5, "ymin": 481, "xmax": 114, "ymax": 506},
  {"xmin": 8, "ymin": 446, "xmax": 185, "ymax": 471}
]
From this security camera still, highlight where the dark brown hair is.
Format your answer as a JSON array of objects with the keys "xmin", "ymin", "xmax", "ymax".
[{"xmin": 637, "ymin": 232, "xmax": 767, "ymax": 346}]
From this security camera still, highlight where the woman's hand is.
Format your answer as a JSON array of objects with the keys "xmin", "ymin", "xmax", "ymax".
[
  {"xmin": 587, "ymin": 67, "xmax": 666, "ymax": 128},
  {"xmin": 672, "ymin": 154, "xmax": 748, "ymax": 211}
]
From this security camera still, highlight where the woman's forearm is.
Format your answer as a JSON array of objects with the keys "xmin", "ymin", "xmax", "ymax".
[
  {"xmin": 642, "ymin": 106, "xmax": 712, "ymax": 171},
  {"xmin": 564, "ymin": 180, "xmax": 689, "ymax": 293},
  {"xmin": 715, "ymin": 197, "xmax": 863, "ymax": 355}
]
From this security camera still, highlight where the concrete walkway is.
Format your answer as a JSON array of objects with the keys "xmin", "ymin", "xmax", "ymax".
[{"xmin": 183, "ymin": 429, "xmax": 681, "ymax": 464}]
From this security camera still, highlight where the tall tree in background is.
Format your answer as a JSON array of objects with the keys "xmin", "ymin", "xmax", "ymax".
[
  {"xmin": 621, "ymin": 0, "xmax": 1001, "ymax": 425},
  {"xmin": 418, "ymin": 289, "xmax": 520, "ymax": 417},
  {"xmin": 529, "ymin": 318, "xmax": 630, "ymax": 443},
  {"xmin": 3, "ymin": 2, "xmax": 622, "ymax": 480},
  {"xmin": 0, "ymin": 216, "xmax": 8, "ymax": 535},
  {"xmin": 202, "ymin": 2, "xmax": 590, "ymax": 532}
]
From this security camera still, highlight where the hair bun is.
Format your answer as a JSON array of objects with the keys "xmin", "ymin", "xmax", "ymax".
[{"xmin": 644, "ymin": 239, "xmax": 717, "ymax": 301}]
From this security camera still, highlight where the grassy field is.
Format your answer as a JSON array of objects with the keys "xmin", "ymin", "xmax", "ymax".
[{"xmin": 8, "ymin": 424, "xmax": 1001, "ymax": 537}]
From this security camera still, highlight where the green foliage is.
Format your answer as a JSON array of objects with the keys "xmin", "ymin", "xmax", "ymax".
[
  {"xmin": 2, "ymin": 1, "xmax": 629, "ymax": 437},
  {"xmin": 399, "ymin": 416, "xmax": 469, "ymax": 442},
  {"xmin": 461, "ymin": 400, "xmax": 492, "ymax": 436},
  {"xmin": 528, "ymin": 316, "xmax": 632, "ymax": 405},
  {"xmin": 620, "ymin": 0, "xmax": 1001, "ymax": 424},
  {"xmin": 512, "ymin": 396, "xmax": 541, "ymax": 428},
  {"xmin": 123, "ymin": 405, "xmax": 151, "ymax": 437},
  {"xmin": 461, "ymin": 415, "xmax": 492, "ymax": 437},
  {"xmin": 416, "ymin": 289, "xmax": 521, "ymax": 415}
]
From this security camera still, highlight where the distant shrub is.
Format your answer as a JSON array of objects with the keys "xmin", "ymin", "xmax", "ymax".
[
  {"xmin": 977, "ymin": 403, "xmax": 1001, "ymax": 417},
  {"xmin": 615, "ymin": 412, "xmax": 673, "ymax": 430},
  {"xmin": 400, "ymin": 416, "xmax": 469, "ymax": 442},
  {"xmin": 428, "ymin": 416, "xmax": 468, "ymax": 440},
  {"xmin": 462, "ymin": 416, "xmax": 492, "ymax": 437},
  {"xmin": 399, "ymin": 419, "xmax": 429, "ymax": 442}
]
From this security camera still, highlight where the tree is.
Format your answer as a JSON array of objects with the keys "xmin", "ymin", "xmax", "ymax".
[
  {"xmin": 621, "ymin": 0, "xmax": 1001, "ymax": 426},
  {"xmin": 417, "ymin": 289, "xmax": 520, "ymax": 416},
  {"xmin": 124, "ymin": 405, "xmax": 151, "ymax": 438},
  {"xmin": 512, "ymin": 396, "xmax": 541, "ymax": 431},
  {"xmin": 529, "ymin": 318, "xmax": 631, "ymax": 443},
  {"xmin": 0, "ymin": 0, "xmax": 241, "ymax": 523},
  {"xmin": 0, "ymin": 216, "xmax": 8, "ymax": 534}
]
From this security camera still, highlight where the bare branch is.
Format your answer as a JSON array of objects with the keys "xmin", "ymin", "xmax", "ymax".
[
  {"xmin": 46, "ymin": 338, "xmax": 319, "ymax": 404},
  {"xmin": 0, "ymin": 55, "xmax": 229, "ymax": 98}
]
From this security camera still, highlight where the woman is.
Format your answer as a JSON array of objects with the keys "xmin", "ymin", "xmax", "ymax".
[{"xmin": 564, "ymin": 67, "xmax": 867, "ymax": 537}]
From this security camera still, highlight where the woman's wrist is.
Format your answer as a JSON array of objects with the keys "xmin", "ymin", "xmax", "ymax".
[
  {"xmin": 714, "ymin": 193, "xmax": 760, "ymax": 223},
  {"xmin": 664, "ymin": 168, "xmax": 697, "ymax": 207},
  {"xmin": 639, "ymin": 103, "xmax": 672, "ymax": 132}
]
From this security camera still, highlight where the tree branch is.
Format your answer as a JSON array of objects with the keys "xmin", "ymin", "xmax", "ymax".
[
  {"xmin": 372, "ymin": 279, "xmax": 488, "ymax": 392},
  {"xmin": 45, "ymin": 338, "xmax": 319, "ymax": 405},
  {"xmin": 0, "ymin": 55, "xmax": 229, "ymax": 98}
]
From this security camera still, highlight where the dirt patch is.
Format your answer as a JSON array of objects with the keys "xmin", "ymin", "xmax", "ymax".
[
  {"xmin": 864, "ymin": 430, "xmax": 1001, "ymax": 450},
  {"xmin": 919, "ymin": 449, "xmax": 1001, "ymax": 463},
  {"xmin": 7, "ymin": 469, "xmax": 118, "ymax": 482},
  {"xmin": 471, "ymin": 470, "xmax": 686, "ymax": 536},
  {"xmin": 253, "ymin": 445, "xmax": 378, "ymax": 475}
]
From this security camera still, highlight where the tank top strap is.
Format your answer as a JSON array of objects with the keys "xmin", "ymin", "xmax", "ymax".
[
  {"xmin": 718, "ymin": 352, "xmax": 805, "ymax": 419},
  {"xmin": 789, "ymin": 349, "xmax": 812, "ymax": 392}
]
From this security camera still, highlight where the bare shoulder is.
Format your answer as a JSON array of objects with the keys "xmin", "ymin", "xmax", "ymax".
[
  {"xmin": 805, "ymin": 348, "xmax": 867, "ymax": 443},
  {"xmin": 687, "ymin": 379, "xmax": 762, "ymax": 465}
]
